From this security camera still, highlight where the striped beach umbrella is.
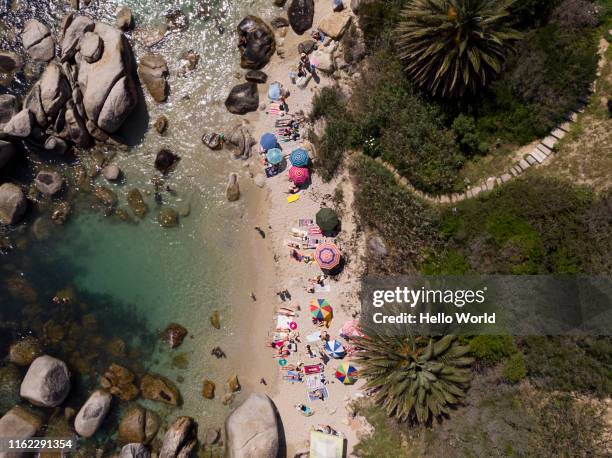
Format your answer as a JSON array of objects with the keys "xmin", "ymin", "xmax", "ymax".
[
  {"xmin": 324, "ymin": 339, "xmax": 345, "ymax": 359},
  {"xmin": 315, "ymin": 243, "xmax": 341, "ymax": 270},
  {"xmin": 266, "ymin": 148, "xmax": 283, "ymax": 165},
  {"xmin": 288, "ymin": 166, "xmax": 310, "ymax": 185},
  {"xmin": 260, "ymin": 132, "xmax": 278, "ymax": 150},
  {"xmin": 335, "ymin": 362, "xmax": 358, "ymax": 384},
  {"xmin": 310, "ymin": 298, "xmax": 333, "ymax": 321},
  {"xmin": 290, "ymin": 148, "xmax": 309, "ymax": 167}
]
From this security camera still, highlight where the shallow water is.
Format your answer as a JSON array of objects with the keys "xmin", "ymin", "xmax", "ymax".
[{"xmin": 0, "ymin": 0, "xmax": 278, "ymax": 446}]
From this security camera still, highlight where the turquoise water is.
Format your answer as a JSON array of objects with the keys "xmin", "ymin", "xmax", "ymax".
[{"xmin": 0, "ymin": 0, "xmax": 278, "ymax": 443}]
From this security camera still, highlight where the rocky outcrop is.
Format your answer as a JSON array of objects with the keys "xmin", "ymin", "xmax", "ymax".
[
  {"xmin": 3, "ymin": 109, "xmax": 34, "ymax": 138},
  {"xmin": 0, "ymin": 183, "xmax": 27, "ymax": 225},
  {"xmin": 159, "ymin": 416, "xmax": 198, "ymax": 458},
  {"xmin": 138, "ymin": 53, "xmax": 169, "ymax": 103},
  {"xmin": 22, "ymin": 19, "xmax": 55, "ymax": 62},
  {"xmin": 80, "ymin": 32, "xmax": 103, "ymax": 63},
  {"xmin": 120, "ymin": 443, "xmax": 151, "ymax": 458},
  {"xmin": 118, "ymin": 405, "xmax": 159, "ymax": 444},
  {"xmin": 116, "ymin": 6, "xmax": 134, "ymax": 30},
  {"xmin": 20, "ymin": 355, "xmax": 71, "ymax": 407},
  {"xmin": 225, "ymin": 394, "xmax": 279, "ymax": 458},
  {"xmin": 238, "ymin": 16, "xmax": 276, "ymax": 70},
  {"xmin": 140, "ymin": 374, "xmax": 181, "ymax": 406},
  {"xmin": 317, "ymin": 12, "xmax": 352, "ymax": 39},
  {"xmin": 226, "ymin": 173, "xmax": 240, "ymax": 201},
  {"xmin": 34, "ymin": 171, "xmax": 63, "ymax": 195},
  {"xmin": 225, "ymin": 82, "xmax": 259, "ymax": 115},
  {"xmin": 226, "ymin": 125, "xmax": 255, "ymax": 159},
  {"xmin": 161, "ymin": 323, "xmax": 187, "ymax": 348},
  {"xmin": 9, "ymin": 337, "xmax": 43, "ymax": 367},
  {"xmin": 288, "ymin": 0, "xmax": 315, "ymax": 35},
  {"xmin": 0, "ymin": 406, "xmax": 43, "ymax": 443},
  {"xmin": 74, "ymin": 389, "xmax": 112, "ymax": 438},
  {"xmin": 0, "ymin": 95, "xmax": 18, "ymax": 131}
]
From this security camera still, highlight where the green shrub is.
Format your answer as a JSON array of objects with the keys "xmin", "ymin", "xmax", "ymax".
[
  {"xmin": 357, "ymin": 0, "xmax": 406, "ymax": 46},
  {"xmin": 452, "ymin": 114, "xmax": 489, "ymax": 156},
  {"xmin": 502, "ymin": 353, "xmax": 527, "ymax": 384},
  {"xmin": 310, "ymin": 86, "xmax": 344, "ymax": 121},
  {"xmin": 469, "ymin": 335, "xmax": 518, "ymax": 364}
]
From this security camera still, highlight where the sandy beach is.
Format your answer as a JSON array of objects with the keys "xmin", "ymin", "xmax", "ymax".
[{"xmin": 230, "ymin": 1, "xmax": 371, "ymax": 454}]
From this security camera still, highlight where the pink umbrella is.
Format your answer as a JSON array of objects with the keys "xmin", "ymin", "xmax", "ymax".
[
  {"xmin": 341, "ymin": 319, "xmax": 364, "ymax": 339},
  {"xmin": 288, "ymin": 166, "xmax": 310, "ymax": 185}
]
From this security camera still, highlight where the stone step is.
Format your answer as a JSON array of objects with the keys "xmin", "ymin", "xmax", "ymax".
[
  {"xmin": 537, "ymin": 144, "xmax": 552, "ymax": 156},
  {"xmin": 501, "ymin": 173, "xmax": 512, "ymax": 183},
  {"xmin": 518, "ymin": 158, "xmax": 530, "ymax": 171},
  {"xmin": 526, "ymin": 155, "xmax": 538, "ymax": 166},
  {"xmin": 558, "ymin": 121, "xmax": 572, "ymax": 132},
  {"xmin": 550, "ymin": 128, "xmax": 566, "ymax": 140},
  {"xmin": 530, "ymin": 148, "xmax": 547, "ymax": 163},
  {"xmin": 541, "ymin": 136, "xmax": 558, "ymax": 150}
]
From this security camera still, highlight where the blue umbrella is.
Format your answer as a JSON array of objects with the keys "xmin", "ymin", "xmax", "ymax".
[
  {"xmin": 268, "ymin": 82, "xmax": 281, "ymax": 101},
  {"xmin": 260, "ymin": 133, "xmax": 278, "ymax": 150},
  {"xmin": 290, "ymin": 148, "xmax": 309, "ymax": 167},
  {"xmin": 324, "ymin": 340, "xmax": 346, "ymax": 359},
  {"xmin": 266, "ymin": 148, "xmax": 283, "ymax": 165}
]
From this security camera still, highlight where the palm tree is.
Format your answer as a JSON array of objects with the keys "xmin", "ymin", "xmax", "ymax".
[
  {"xmin": 355, "ymin": 332, "xmax": 473, "ymax": 423},
  {"xmin": 396, "ymin": 0, "xmax": 520, "ymax": 98}
]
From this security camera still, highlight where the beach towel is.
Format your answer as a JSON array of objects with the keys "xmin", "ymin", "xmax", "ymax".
[
  {"xmin": 299, "ymin": 219, "xmax": 314, "ymax": 227},
  {"xmin": 306, "ymin": 331, "xmax": 321, "ymax": 342},
  {"xmin": 314, "ymin": 284, "xmax": 331, "ymax": 293},
  {"xmin": 287, "ymin": 194, "xmax": 300, "ymax": 203},
  {"xmin": 277, "ymin": 315, "xmax": 292, "ymax": 329},
  {"xmin": 306, "ymin": 374, "xmax": 325, "ymax": 389},
  {"xmin": 304, "ymin": 364, "xmax": 323, "ymax": 375}
]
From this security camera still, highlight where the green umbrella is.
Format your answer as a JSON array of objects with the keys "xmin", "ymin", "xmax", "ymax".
[{"xmin": 316, "ymin": 207, "xmax": 340, "ymax": 233}]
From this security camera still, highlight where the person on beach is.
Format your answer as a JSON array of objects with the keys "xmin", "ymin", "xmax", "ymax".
[{"xmin": 300, "ymin": 53, "xmax": 311, "ymax": 73}]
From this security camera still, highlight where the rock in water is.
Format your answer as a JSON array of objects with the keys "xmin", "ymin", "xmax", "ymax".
[
  {"xmin": 225, "ymin": 82, "xmax": 259, "ymax": 115},
  {"xmin": 74, "ymin": 389, "xmax": 112, "ymax": 438},
  {"xmin": 225, "ymin": 394, "xmax": 279, "ymax": 458},
  {"xmin": 270, "ymin": 17, "xmax": 290, "ymax": 29},
  {"xmin": 210, "ymin": 311, "xmax": 221, "ymax": 329},
  {"xmin": 116, "ymin": 6, "xmax": 134, "ymax": 30},
  {"xmin": 0, "ymin": 51, "xmax": 23, "ymax": 74},
  {"xmin": 154, "ymin": 149, "xmax": 180, "ymax": 174},
  {"xmin": 204, "ymin": 428, "xmax": 220, "ymax": 446},
  {"xmin": 201, "ymin": 380, "xmax": 215, "ymax": 399},
  {"xmin": 237, "ymin": 16, "xmax": 275, "ymax": 70},
  {"xmin": 94, "ymin": 186, "xmax": 118, "ymax": 207},
  {"xmin": 0, "ymin": 406, "xmax": 43, "ymax": 443},
  {"xmin": 158, "ymin": 208, "xmax": 179, "ymax": 228},
  {"xmin": 254, "ymin": 173, "xmax": 266, "ymax": 188},
  {"xmin": 226, "ymin": 173, "xmax": 240, "ymax": 201},
  {"xmin": 245, "ymin": 70, "xmax": 268, "ymax": 84},
  {"xmin": 118, "ymin": 405, "xmax": 159, "ymax": 444},
  {"xmin": 318, "ymin": 12, "xmax": 352, "ymax": 39},
  {"xmin": 159, "ymin": 417, "xmax": 198, "ymax": 458},
  {"xmin": 154, "ymin": 115, "xmax": 168, "ymax": 134},
  {"xmin": 20, "ymin": 355, "xmax": 71, "ymax": 407},
  {"xmin": 3, "ymin": 109, "xmax": 33, "ymax": 138},
  {"xmin": 202, "ymin": 132, "xmax": 222, "ymax": 150},
  {"xmin": 79, "ymin": 32, "xmax": 104, "ymax": 63},
  {"xmin": 161, "ymin": 323, "xmax": 187, "ymax": 348},
  {"xmin": 77, "ymin": 22, "xmax": 138, "ymax": 134},
  {"xmin": 9, "ymin": 337, "xmax": 43, "ymax": 366},
  {"xmin": 127, "ymin": 189, "xmax": 149, "ymax": 218},
  {"xmin": 140, "ymin": 374, "xmax": 181, "ymax": 406},
  {"xmin": 34, "ymin": 171, "xmax": 64, "ymax": 196},
  {"xmin": 288, "ymin": 0, "xmax": 315, "ymax": 35},
  {"xmin": 227, "ymin": 375, "xmax": 241, "ymax": 393},
  {"xmin": 138, "ymin": 53, "xmax": 169, "ymax": 102},
  {"xmin": 226, "ymin": 125, "xmax": 255, "ymax": 159},
  {"xmin": 0, "ymin": 183, "xmax": 27, "ymax": 225},
  {"xmin": 102, "ymin": 164, "xmax": 121, "ymax": 181},
  {"xmin": 0, "ymin": 94, "xmax": 18, "ymax": 131},
  {"xmin": 22, "ymin": 19, "xmax": 55, "ymax": 62},
  {"xmin": 120, "ymin": 443, "xmax": 151, "ymax": 458},
  {"xmin": 165, "ymin": 7, "xmax": 189, "ymax": 32}
]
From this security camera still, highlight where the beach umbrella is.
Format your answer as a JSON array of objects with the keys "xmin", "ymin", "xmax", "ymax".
[
  {"xmin": 315, "ymin": 243, "xmax": 341, "ymax": 271},
  {"xmin": 335, "ymin": 362, "xmax": 358, "ymax": 384},
  {"xmin": 310, "ymin": 298, "xmax": 333, "ymax": 321},
  {"xmin": 288, "ymin": 166, "xmax": 310, "ymax": 185},
  {"xmin": 340, "ymin": 319, "xmax": 364, "ymax": 339},
  {"xmin": 268, "ymin": 82, "xmax": 281, "ymax": 101},
  {"xmin": 290, "ymin": 148, "xmax": 309, "ymax": 167},
  {"xmin": 324, "ymin": 339, "xmax": 345, "ymax": 359},
  {"xmin": 260, "ymin": 132, "xmax": 278, "ymax": 150},
  {"xmin": 316, "ymin": 207, "xmax": 340, "ymax": 233},
  {"xmin": 266, "ymin": 148, "xmax": 283, "ymax": 165}
]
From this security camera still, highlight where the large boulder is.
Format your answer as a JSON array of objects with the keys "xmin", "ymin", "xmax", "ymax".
[
  {"xmin": 0, "ymin": 183, "xmax": 27, "ymax": 226},
  {"xmin": 118, "ymin": 405, "xmax": 159, "ymax": 444},
  {"xmin": 34, "ymin": 171, "xmax": 63, "ymax": 196},
  {"xmin": 237, "ymin": 16, "xmax": 276, "ymax": 70},
  {"xmin": 77, "ymin": 22, "xmax": 137, "ymax": 134},
  {"xmin": 3, "ymin": 109, "xmax": 33, "ymax": 138},
  {"xmin": 120, "ymin": 444, "xmax": 150, "ymax": 458},
  {"xmin": 225, "ymin": 173, "xmax": 240, "ymax": 202},
  {"xmin": 64, "ymin": 104, "xmax": 92, "ymax": 147},
  {"xmin": 225, "ymin": 393, "xmax": 279, "ymax": 458},
  {"xmin": 79, "ymin": 32, "xmax": 104, "ymax": 63},
  {"xmin": 225, "ymin": 82, "xmax": 259, "ymax": 115},
  {"xmin": 311, "ymin": 49, "xmax": 334, "ymax": 73},
  {"xmin": 0, "ymin": 95, "xmax": 17, "ymax": 131},
  {"xmin": 0, "ymin": 141, "xmax": 15, "ymax": 170},
  {"xmin": 74, "ymin": 389, "xmax": 112, "ymax": 438},
  {"xmin": 0, "ymin": 406, "xmax": 42, "ymax": 444},
  {"xmin": 159, "ymin": 416, "xmax": 198, "ymax": 458},
  {"xmin": 22, "ymin": 19, "xmax": 55, "ymax": 62},
  {"xmin": 226, "ymin": 125, "xmax": 255, "ymax": 159},
  {"xmin": 61, "ymin": 15, "xmax": 95, "ymax": 61},
  {"xmin": 245, "ymin": 69, "xmax": 268, "ymax": 84},
  {"xmin": 317, "ymin": 12, "xmax": 352, "ymax": 39},
  {"xmin": 288, "ymin": 0, "xmax": 315, "ymax": 35},
  {"xmin": 138, "ymin": 53, "xmax": 169, "ymax": 103},
  {"xmin": 140, "ymin": 374, "xmax": 181, "ymax": 406},
  {"xmin": 116, "ymin": 6, "xmax": 134, "ymax": 31},
  {"xmin": 161, "ymin": 323, "xmax": 187, "ymax": 349},
  {"xmin": 20, "ymin": 355, "xmax": 71, "ymax": 407},
  {"xmin": 38, "ymin": 63, "xmax": 72, "ymax": 126},
  {"xmin": 154, "ymin": 149, "xmax": 180, "ymax": 174}
]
